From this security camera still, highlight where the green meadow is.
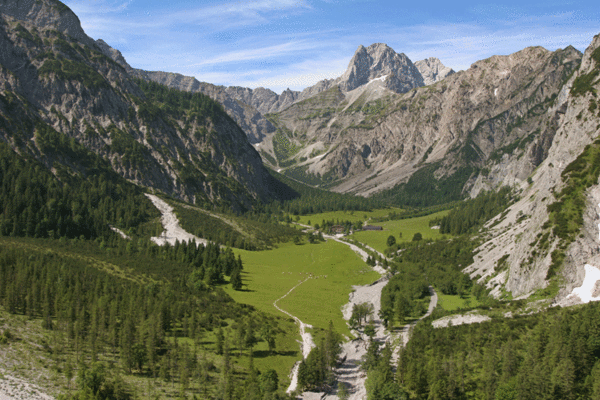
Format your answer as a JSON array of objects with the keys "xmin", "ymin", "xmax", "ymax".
[
  {"xmin": 348, "ymin": 210, "xmax": 450, "ymax": 253},
  {"xmin": 437, "ymin": 292, "xmax": 481, "ymax": 311},
  {"xmin": 294, "ymin": 208, "xmax": 404, "ymax": 226},
  {"xmin": 225, "ymin": 240, "xmax": 380, "ymax": 338}
]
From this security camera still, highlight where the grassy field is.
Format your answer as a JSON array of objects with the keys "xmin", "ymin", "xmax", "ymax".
[
  {"xmin": 437, "ymin": 293, "xmax": 481, "ymax": 311},
  {"xmin": 294, "ymin": 208, "xmax": 404, "ymax": 227},
  {"xmin": 225, "ymin": 240, "xmax": 380, "ymax": 338},
  {"xmin": 347, "ymin": 210, "xmax": 450, "ymax": 253}
]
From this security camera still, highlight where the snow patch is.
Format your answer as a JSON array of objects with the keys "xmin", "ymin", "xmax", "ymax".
[
  {"xmin": 564, "ymin": 264, "xmax": 600, "ymax": 304},
  {"xmin": 560, "ymin": 203, "xmax": 600, "ymax": 306},
  {"xmin": 368, "ymin": 74, "xmax": 388, "ymax": 84},
  {"xmin": 494, "ymin": 88, "xmax": 498, "ymax": 97}
]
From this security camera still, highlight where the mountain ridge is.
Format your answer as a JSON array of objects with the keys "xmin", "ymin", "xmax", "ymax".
[{"xmin": 0, "ymin": 0, "xmax": 285, "ymax": 210}]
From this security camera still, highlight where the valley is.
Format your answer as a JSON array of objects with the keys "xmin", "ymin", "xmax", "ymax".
[{"xmin": 1, "ymin": 1, "xmax": 600, "ymax": 399}]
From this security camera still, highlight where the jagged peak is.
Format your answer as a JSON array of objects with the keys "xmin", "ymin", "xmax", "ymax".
[
  {"xmin": 415, "ymin": 57, "xmax": 455, "ymax": 85},
  {"xmin": 0, "ymin": 0, "xmax": 94, "ymax": 47},
  {"xmin": 95, "ymin": 39, "xmax": 132, "ymax": 70},
  {"xmin": 338, "ymin": 42, "xmax": 423, "ymax": 93}
]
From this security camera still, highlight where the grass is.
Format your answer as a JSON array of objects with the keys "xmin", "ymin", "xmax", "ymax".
[
  {"xmin": 0, "ymin": 306, "xmax": 299, "ymax": 399},
  {"xmin": 175, "ymin": 317, "xmax": 300, "ymax": 392},
  {"xmin": 294, "ymin": 208, "xmax": 404, "ymax": 227},
  {"xmin": 437, "ymin": 293, "xmax": 481, "ymax": 311},
  {"xmin": 225, "ymin": 240, "xmax": 380, "ymax": 338},
  {"xmin": 347, "ymin": 210, "xmax": 449, "ymax": 253}
]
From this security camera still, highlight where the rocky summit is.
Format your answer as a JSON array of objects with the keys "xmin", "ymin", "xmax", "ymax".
[
  {"xmin": 415, "ymin": 56, "xmax": 456, "ymax": 85},
  {"xmin": 333, "ymin": 43, "xmax": 424, "ymax": 93}
]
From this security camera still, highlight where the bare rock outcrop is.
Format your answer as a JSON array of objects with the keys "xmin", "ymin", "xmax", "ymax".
[
  {"xmin": 0, "ymin": 0, "xmax": 281, "ymax": 210},
  {"xmin": 465, "ymin": 34, "xmax": 600, "ymax": 301},
  {"xmin": 269, "ymin": 45, "xmax": 581, "ymax": 197},
  {"xmin": 415, "ymin": 57, "xmax": 455, "ymax": 85},
  {"xmin": 334, "ymin": 43, "xmax": 424, "ymax": 93}
]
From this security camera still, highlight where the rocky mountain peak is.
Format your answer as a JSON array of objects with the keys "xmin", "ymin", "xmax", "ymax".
[
  {"xmin": 414, "ymin": 57, "xmax": 455, "ymax": 85},
  {"xmin": 336, "ymin": 42, "xmax": 424, "ymax": 93},
  {"xmin": 0, "ymin": 0, "xmax": 94, "ymax": 47}
]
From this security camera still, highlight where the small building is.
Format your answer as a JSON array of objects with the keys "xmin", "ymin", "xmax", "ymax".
[
  {"xmin": 330, "ymin": 225, "xmax": 345, "ymax": 234},
  {"xmin": 363, "ymin": 225, "xmax": 383, "ymax": 231}
]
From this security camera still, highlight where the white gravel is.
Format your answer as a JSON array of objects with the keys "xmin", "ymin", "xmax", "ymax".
[
  {"xmin": 145, "ymin": 194, "xmax": 209, "ymax": 247},
  {"xmin": 0, "ymin": 372, "xmax": 54, "ymax": 400},
  {"xmin": 431, "ymin": 311, "xmax": 491, "ymax": 328},
  {"xmin": 109, "ymin": 225, "xmax": 130, "ymax": 240}
]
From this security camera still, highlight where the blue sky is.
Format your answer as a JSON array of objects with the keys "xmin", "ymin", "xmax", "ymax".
[{"xmin": 63, "ymin": 0, "xmax": 599, "ymax": 93}]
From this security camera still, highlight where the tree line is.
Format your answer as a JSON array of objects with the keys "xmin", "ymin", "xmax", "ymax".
[
  {"xmin": 392, "ymin": 302, "xmax": 600, "ymax": 400},
  {"xmin": 0, "ymin": 134, "xmax": 158, "ymax": 241},
  {"xmin": 438, "ymin": 186, "xmax": 514, "ymax": 235}
]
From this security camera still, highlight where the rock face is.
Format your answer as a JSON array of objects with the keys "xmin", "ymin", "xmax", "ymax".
[
  {"xmin": 0, "ymin": 0, "xmax": 284, "ymax": 210},
  {"xmin": 414, "ymin": 57, "xmax": 455, "ymax": 85},
  {"xmin": 267, "ymin": 45, "xmax": 581, "ymax": 197},
  {"xmin": 127, "ymin": 42, "xmax": 432, "ymax": 163},
  {"xmin": 464, "ymin": 34, "xmax": 600, "ymax": 301},
  {"xmin": 0, "ymin": 0, "xmax": 93, "ymax": 47},
  {"xmin": 333, "ymin": 43, "xmax": 424, "ymax": 93},
  {"xmin": 132, "ymin": 70, "xmax": 279, "ymax": 144}
]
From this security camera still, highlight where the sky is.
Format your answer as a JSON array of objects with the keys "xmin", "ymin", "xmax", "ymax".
[{"xmin": 63, "ymin": 0, "xmax": 600, "ymax": 94}]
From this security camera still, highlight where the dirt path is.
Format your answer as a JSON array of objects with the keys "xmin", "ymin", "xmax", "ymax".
[
  {"xmin": 272, "ymin": 277, "xmax": 317, "ymax": 394},
  {"xmin": 397, "ymin": 286, "xmax": 438, "ymax": 347},
  {"xmin": 280, "ymin": 224, "xmax": 435, "ymax": 398},
  {"xmin": 145, "ymin": 194, "xmax": 209, "ymax": 247},
  {"xmin": 296, "ymin": 270, "xmax": 436, "ymax": 400}
]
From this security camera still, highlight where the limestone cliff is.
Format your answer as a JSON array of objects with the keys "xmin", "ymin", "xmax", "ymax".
[
  {"xmin": 414, "ymin": 57, "xmax": 455, "ymax": 85},
  {"xmin": 268, "ymin": 45, "xmax": 581, "ymax": 198},
  {"xmin": 465, "ymin": 34, "xmax": 600, "ymax": 302}
]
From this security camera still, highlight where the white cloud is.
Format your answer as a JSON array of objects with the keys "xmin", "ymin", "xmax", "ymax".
[
  {"xmin": 64, "ymin": 0, "xmax": 599, "ymax": 92},
  {"xmin": 179, "ymin": 40, "xmax": 319, "ymax": 68}
]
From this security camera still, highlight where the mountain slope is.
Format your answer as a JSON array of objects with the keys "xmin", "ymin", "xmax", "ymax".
[
  {"xmin": 126, "ymin": 43, "xmax": 452, "ymax": 168},
  {"xmin": 267, "ymin": 45, "xmax": 581, "ymax": 202},
  {"xmin": 465, "ymin": 33, "xmax": 600, "ymax": 302},
  {"xmin": 0, "ymin": 0, "xmax": 283, "ymax": 211}
]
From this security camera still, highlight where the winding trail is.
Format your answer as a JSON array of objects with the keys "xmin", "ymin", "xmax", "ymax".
[
  {"xmin": 273, "ymin": 278, "xmax": 317, "ymax": 394},
  {"xmin": 289, "ymin": 227, "xmax": 437, "ymax": 400}
]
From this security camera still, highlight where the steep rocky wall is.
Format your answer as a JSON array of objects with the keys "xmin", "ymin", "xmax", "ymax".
[
  {"xmin": 465, "ymin": 34, "xmax": 600, "ymax": 301},
  {"xmin": 270, "ymin": 45, "xmax": 580, "ymax": 196}
]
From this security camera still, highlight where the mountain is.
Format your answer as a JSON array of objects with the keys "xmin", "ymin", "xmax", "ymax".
[
  {"xmin": 465, "ymin": 33, "xmax": 600, "ymax": 302},
  {"xmin": 264, "ymin": 45, "xmax": 581, "ymax": 201},
  {"xmin": 415, "ymin": 56, "xmax": 455, "ymax": 85},
  {"xmin": 124, "ymin": 43, "xmax": 454, "ymax": 165},
  {"xmin": 333, "ymin": 43, "xmax": 424, "ymax": 93},
  {"xmin": 0, "ymin": 0, "xmax": 286, "ymax": 211}
]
